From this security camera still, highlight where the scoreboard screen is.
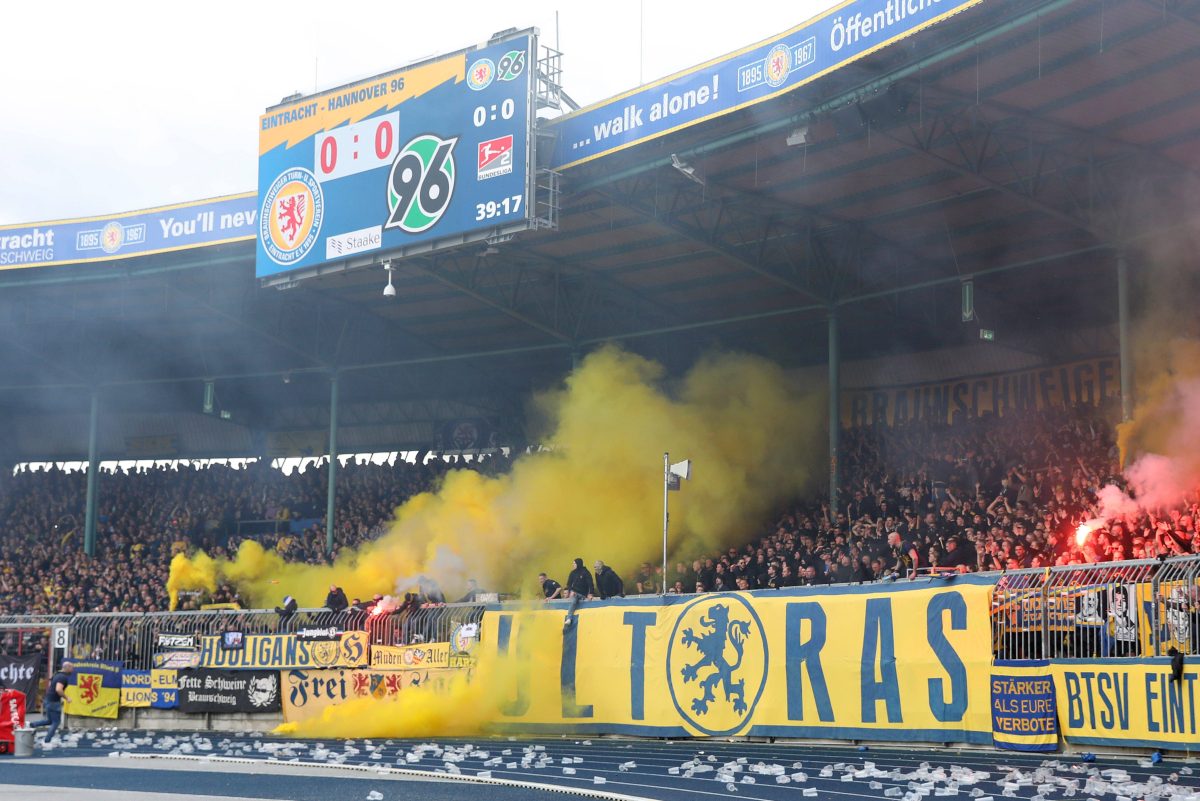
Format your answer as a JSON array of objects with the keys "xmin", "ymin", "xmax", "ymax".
[{"xmin": 256, "ymin": 32, "xmax": 536, "ymax": 279}]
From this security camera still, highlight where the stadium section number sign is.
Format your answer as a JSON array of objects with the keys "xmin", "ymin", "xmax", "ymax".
[{"xmin": 256, "ymin": 33, "xmax": 536, "ymax": 279}]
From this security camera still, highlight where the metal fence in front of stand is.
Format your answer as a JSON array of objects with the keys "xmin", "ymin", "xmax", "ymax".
[
  {"xmin": 68, "ymin": 603, "xmax": 486, "ymax": 671},
  {"xmin": 989, "ymin": 555, "xmax": 1200, "ymax": 662},
  {"xmin": 364, "ymin": 604, "xmax": 484, "ymax": 647}
]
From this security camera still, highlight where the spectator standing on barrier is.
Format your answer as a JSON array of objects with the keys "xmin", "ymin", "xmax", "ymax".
[
  {"xmin": 275, "ymin": 594, "xmax": 298, "ymax": 631},
  {"xmin": 594, "ymin": 560, "xmax": 625, "ymax": 600},
  {"xmin": 538, "ymin": 572, "xmax": 562, "ymax": 601},
  {"xmin": 565, "ymin": 558, "xmax": 594, "ymax": 599},
  {"xmin": 324, "ymin": 584, "xmax": 348, "ymax": 614},
  {"xmin": 31, "ymin": 660, "xmax": 73, "ymax": 743}
]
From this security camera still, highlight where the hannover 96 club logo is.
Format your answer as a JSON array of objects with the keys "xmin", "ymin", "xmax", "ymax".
[{"xmin": 386, "ymin": 134, "xmax": 457, "ymax": 234}]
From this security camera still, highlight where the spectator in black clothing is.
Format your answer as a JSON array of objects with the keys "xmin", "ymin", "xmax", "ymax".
[
  {"xmin": 324, "ymin": 584, "xmax": 348, "ymax": 613},
  {"xmin": 31, "ymin": 661, "xmax": 72, "ymax": 743},
  {"xmin": 275, "ymin": 594, "xmax": 298, "ymax": 630},
  {"xmin": 419, "ymin": 580, "xmax": 446, "ymax": 604},
  {"xmin": 940, "ymin": 536, "xmax": 973, "ymax": 570},
  {"xmin": 565, "ymin": 558, "xmax": 594, "ymax": 598},
  {"xmin": 537, "ymin": 572, "xmax": 562, "ymax": 601},
  {"xmin": 830, "ymin": 554, "xmax": 856, "ymax": 584},
  {"xmin": 594, "ymin": 560, "xmax": 624, "ymax": 600}
]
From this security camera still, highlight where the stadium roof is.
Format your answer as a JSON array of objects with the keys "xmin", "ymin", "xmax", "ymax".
[{"xmin": 2, "ymin": 0, "xmax": 1197, "ymax": 442}]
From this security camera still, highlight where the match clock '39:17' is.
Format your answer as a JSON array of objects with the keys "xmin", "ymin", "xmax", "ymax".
[{"xmin": 255, "ymin": 33, "xmax": 536, "ymax": 279}]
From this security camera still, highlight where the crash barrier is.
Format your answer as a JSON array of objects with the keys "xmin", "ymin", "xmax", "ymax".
[
  {"xmin": 990, "ymin": 557, "xmax": 1200, "ymax": 660},
  {"xmin": 986, "ymin": 556, "xmax": 1200, "ymax": 753},
  {"xmin": 480, "ymin": 557, "xmax": 1198, "ymax": 752},
  {"xmin": 32, "ymin": 604, "xmax": 486, "ymax": 729},
  {"xmin": 0, "ymin": 614, "xmax": 70, "ymax": 713},
  {"xmin": 68, "ymin": 604, "xmax": 484, "ymax": 671}
]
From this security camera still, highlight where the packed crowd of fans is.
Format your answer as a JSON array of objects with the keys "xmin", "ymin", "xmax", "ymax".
[
  {"xmin": 0, "ymin": 456, "xmax": 488, "ymax": 618},
  {"xmin": 3, "ymin": 401, "xmax": 1199, "ymax": 628},
  {"xmin": 652, "ymin": 405, "xmax": 1198, "ymax": 595}
]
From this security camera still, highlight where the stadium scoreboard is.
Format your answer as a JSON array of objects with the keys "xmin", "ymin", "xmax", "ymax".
[{"xmin": 256, "ymin": 31, "xmax": 538, "ymax": 281}]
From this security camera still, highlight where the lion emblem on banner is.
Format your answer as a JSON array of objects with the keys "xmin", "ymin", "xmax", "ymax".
[
  {"xmin": 680, "ymin": 604, "xmax": 751, "ymax": 714},
  {"xmin": 666, "ymin": 594, "xmax": 767, "ymax": 736},
  {"xmin": 78, "ymin": 674, "xmax": 102, "ymax": 705}
]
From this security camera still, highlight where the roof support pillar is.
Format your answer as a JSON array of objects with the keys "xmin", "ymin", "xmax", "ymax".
[
  {"xmin": 83, "ymin": 389, "xmax": 100, "ymax": 558},
  {"xmin": 325, "ymin": 371, "xmax": 340, "ymax": 555},
  {"xmin": 828, "ymin": 309, "xmax": 840, "ymax": 517},
  {"xmin": 1117, "ymin": 250, "xmax": 1133, "ymax": 424}
]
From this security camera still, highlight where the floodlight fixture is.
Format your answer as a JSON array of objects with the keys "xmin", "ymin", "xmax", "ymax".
[{"xmin": 382, "ymin": 260, "xmax": 396, "ymax": 298}]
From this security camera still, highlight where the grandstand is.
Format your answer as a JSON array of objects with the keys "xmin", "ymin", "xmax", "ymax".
[
  {"xmin": 1, "ymin": 0, "xmax": 1197, "ymax": 610},
  {"xmin": 2, "ymin": 0, "xmax": 1200, "ymax": 788}
]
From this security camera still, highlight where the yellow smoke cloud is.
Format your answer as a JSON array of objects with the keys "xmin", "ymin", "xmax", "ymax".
[
  {"xmin": 1116, "ymin": 338, "xmax": 1200, "ymax": 466},
  {"xmin": 274, "ymin": 608, "xmax": 557, "ymax": 739},
  {"xmin": 168, "ymin": 346, "xmax": 823, "ymax": 607},
  {"xmin": 167, "ymin": 551, "xmax": 217, "ymax": 611}
]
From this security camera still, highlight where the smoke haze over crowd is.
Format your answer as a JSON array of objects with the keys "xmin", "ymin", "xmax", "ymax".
[{"xmin": 168, "ymin": 347, "xmax": 824, "ymax": 607}]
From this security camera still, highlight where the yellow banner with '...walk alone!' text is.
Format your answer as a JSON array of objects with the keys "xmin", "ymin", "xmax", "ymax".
[{"xmin": 480, "ymin": 581, "xmax": 995, "ymax": 742}]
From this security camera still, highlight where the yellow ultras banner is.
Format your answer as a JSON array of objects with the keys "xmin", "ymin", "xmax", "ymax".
[
  {"xmin": 1050, "ymin": 660, "xmax": 1199, "ymax": 750},
  {"xmin": 280, "ymin": 668, "xmax": 463, "ymax": 723},
  {"xmin": 480, "ymin": 582, "xmax": 994, "ymax": 742}
]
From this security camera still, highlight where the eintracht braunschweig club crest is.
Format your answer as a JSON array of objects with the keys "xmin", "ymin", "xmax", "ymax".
[{"xmin": 260, "ymin": 167, "xmax": 324, "ymax": 265}]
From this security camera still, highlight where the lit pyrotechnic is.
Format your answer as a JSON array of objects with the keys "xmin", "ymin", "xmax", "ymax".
[{"xmin": 1075, "ymin": 519, "xmax": 1103, "ymax": 547}]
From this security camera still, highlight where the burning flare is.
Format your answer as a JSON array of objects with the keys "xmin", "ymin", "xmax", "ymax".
[{"xmin": 1075, "ymin": 519, "xmax": 1102, "ymax": 548}]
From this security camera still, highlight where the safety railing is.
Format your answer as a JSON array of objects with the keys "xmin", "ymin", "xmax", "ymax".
[
  {"xmin": 989, "ymin": 555, "xmax": 1200, "ymax": 661},
  {"xmin": 21, "ymin": 556, "xmax": 1200, "ymax": 670},
  {"xmin": 0, "ymin": 614, "xmax": 72, "ymax": 657},
  {"xmin": 365, "ymin": 603, "xmax": 484, "ymax": 646},
  {"xmin": 67, "ymin": 603, "xmax": 486, "ymax": 671}
]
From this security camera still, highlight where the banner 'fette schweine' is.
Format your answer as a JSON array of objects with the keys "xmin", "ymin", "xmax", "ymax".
[
  {"xmin": 481, "ymin": 581, "xmax": 993, "ymax": 741},
  {"xmin": 198, "ymin": 631, "xmax": 367, "ymax": 670},
  {"xmin": 178, "ymin": 669, "xmax": 282, "ymax": 714}
]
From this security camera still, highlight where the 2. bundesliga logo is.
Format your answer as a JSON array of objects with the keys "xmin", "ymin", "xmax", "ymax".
[
  {"xmin": 260, "ymin": 167, "xmax": 324, "ymax": 266},
  {"xmin": 666, "ymin": 594, "xmax": 767, "ymax": 736}
]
